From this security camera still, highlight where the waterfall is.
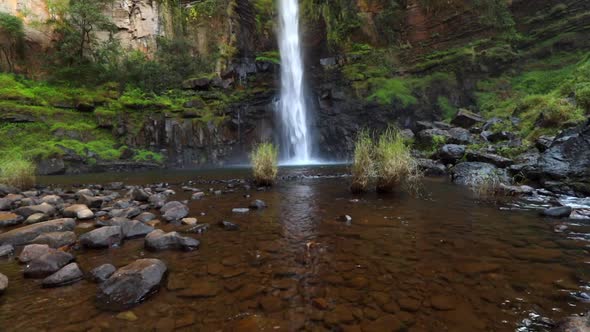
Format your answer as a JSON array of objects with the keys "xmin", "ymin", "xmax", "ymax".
[{"xmin": 277, "ymin": 0, "xmax": 312, "ymax": 165}]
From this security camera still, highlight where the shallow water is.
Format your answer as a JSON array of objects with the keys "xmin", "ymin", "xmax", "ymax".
[{"xmin": 1, "ymin": 166, "xmax": 590, "ymax": 331}]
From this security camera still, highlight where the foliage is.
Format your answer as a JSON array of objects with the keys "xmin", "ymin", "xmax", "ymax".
[
  {"xmin": 253, "ymin": 0, "xmax": 275, "ymax": 37},
  {"xmin": 375, "ymin": 127, "xmax": 421, "ymax": 193},
  {"xmin": 368, "ymin": 78, "xmax": 417, "ymax": 107},
  {"xmin": 133, "ymin": 150, "xmax": 165, "ymax": 163},
  {"xmin": 301, "ymin": 0, "xmax": 361, "ymax": 49},
  {"xmin": 437, "ymin": 96, "xmax": 458, "ymax": 121},
  {"xmin": 0, "ymin": 153, "xmax": 36, "ymax": 189},
  {"xmin": 351, "ymin": 129, "xmax": 374, "ymax": 193},
  {"xmin": 187, "ymin": 0, "xmax": 224, "ymax": 22},
  {"xmin": 251, "ymin": 142, "xmax": 278, "ymax": 186},
  {"xmin": 0, "ymin": 12, "xmax": 25, "ymax": 71},
  {"xmin": 256, "ymin": 51, "xmax": 280, "ymax": 64}
]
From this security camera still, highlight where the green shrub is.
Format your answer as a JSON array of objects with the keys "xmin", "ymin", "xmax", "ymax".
[
  {"xmin": 0, "ymin": 154, "xmax": 36, "ymax": 189},
  {"xmin": 251, "ymin": 142, "xmax": 278, "ymax": 186},
  {"xmin": 133, "ymin": 150, "xmax": 165, "ymax": 163},
  {"xmin": 375, "ymin": 128, "xmax": 421, "ymax": 193},
  {"xmin": 368, "ymin": 78, "xmax": 417, "ymax": 107},
  {"xmin": 351, "ymin": 129, "xmax": 374, "ymax": 193},
  {"xmin": 575, "ymin": 83, "xmax": 590, "ymax": 112},
  {"xmin": 437, "ymin": 96, "xmax": 458, "ymax": 121}
]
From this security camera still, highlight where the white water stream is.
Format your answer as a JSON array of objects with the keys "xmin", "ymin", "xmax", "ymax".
[{"xmin": 276, "ymin": 0, "xmax": 312, "ymax": 164}]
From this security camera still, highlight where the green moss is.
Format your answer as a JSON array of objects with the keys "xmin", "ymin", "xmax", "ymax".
[
  {"xmin": 255, "ymin": 51, "xmax": 280, "ymax": 65},
  {"xmin": 133, "ymin": 150, "xmax": 165, "ymax": 163},
  {"xmin": 368, "ymin": 78, "xmax": 417, "ymax": 107},
  {"xmin": 437, "ymin": 96, "xmax": 458, "ymax": 120}
]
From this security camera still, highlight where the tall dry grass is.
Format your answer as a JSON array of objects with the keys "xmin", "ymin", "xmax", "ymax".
[
  {"xmin": 375, "ymin": 128, "xmax": 421, "ymax": 193},
  {"xmin": 0, "ymin": 154, "xmax": 36, "ymax": 189},
  {"xmin": 351, "ymin": 129, "xmax": 374, "ymax": 193},
  {"xmin": 251, "ymin": 142, "xmax": 278, "ymax": 186}
]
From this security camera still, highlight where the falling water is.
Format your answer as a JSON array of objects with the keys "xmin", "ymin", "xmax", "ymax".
[{"xmin": 277, "ymin": 0, "xmax": 312, "ymax": 164}]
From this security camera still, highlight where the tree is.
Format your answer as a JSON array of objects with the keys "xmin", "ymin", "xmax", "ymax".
[{"xmin": 0, "ymin": 12, "xmax": 25, "ymax": 72}]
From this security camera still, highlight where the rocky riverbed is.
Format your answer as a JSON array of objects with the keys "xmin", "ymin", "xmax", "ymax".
[{"xmin": 0, "ymin": 167, "xmax": 589, "ymax": 331}]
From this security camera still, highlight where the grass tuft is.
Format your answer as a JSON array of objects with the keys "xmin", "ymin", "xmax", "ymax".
[
  {"xmin": 351, "ymin": 129, "xmax": 374, "ymax": 193},
  {"xmin": 375, "ymin": 128, "xmax": 422, "ymax": 193},
  {"xmin": 251, "ymin": 142, "xmax": 278, "ymax": 186},
  {"xmin": 0, "ymin": 154, "xmax": 36, "ymax": 189}
]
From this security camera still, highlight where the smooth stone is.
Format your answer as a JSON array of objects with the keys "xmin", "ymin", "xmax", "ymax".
[
  {"xmin": 181, "ymin": 218, "xmax": 198, "ymax": 226},
  {"xmin": 145, "ymin": 230, "xmax": 200, "ymax": 251},
  {"xmin": 90, "ymin": 263, "xmax": 116, "ymax": 283},
  {"xmin": 249, "ymin": 200, "xmax": 267, "ymax": 209},
  {"xmin": 32, "ymin": 231, "xmax": 77, "ymax": 248},
  {"xmin": 338, "ymin": 215, "xmax": 352, "ymax": 223},
  {"xmin": 191, "ymin": 192, "xmax": 205, "ymax": 200},
  {"xmin": 0, "ymin": 212, "xmax": 23, "ymax": 227},
  {"xmin": 24, "ymin": 250, "xmax": 75, "ymax": 278},
  {"xmin": 111, "ymin": 219, "xmax": 154, "ymax": 239},
  {"xmin": 160, "ymin": 201, "xmax": 189, "ymax": 221},
  {"xmin": 80, "ymin": 226, "xmax": 123, "ymax": 248},
  {"xmin": 18, "ymin": 244, "xmax": 51, "ymax": 263},
  {"xmin": 42, "ymin": 262, "xmax": 83, "ymax": 288},
  {"xmin": 0, "ymin": 218, "xmax": 75, "ymax": 246},
  {"xmin": 40, "ymin": 195, "xmax": 63, "ymax": 206},
  {"xmin": 232, "ymin": 208, "xmax": 249, "ymax": 214},
  {"xmin": 15, "ymin": 203, "xmax": 56, "ymax": 218},
  {"xmin": 542, "ymin": 206, "xmax": 573, "ymax": 218},
  {"xmin": 79, "ymin": 194, "xmax": 104, "ymax": 208},
  {"xmin": 0, "ymin": 244, "xmax": 14, "ymax": 257},
  {"xmin": 116, "ymin": 311, "xmax": 138, "ymax": 322},
  {"xmin": 96, "ymin": 258, "xmax": 167, "ymax": 311},
  {"xmin": 24, "ymin": 213, "xmax": 48, "ymax": 225},
  {"xmin": 219, "ymin": 220, "xmax": 239, "ymax": 231},
  {"xmin": 130, "ymin": 188, "xmax": 150, "ymax": 202},
  {"xmin": 0, "ymin": 273, "xmax": 7, "ymax": 294},
  {"xmin": 135, "ymin": 212, "xmax": 156, "ymax": 223}
]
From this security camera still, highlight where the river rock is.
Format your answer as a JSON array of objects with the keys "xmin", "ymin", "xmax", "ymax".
[
  {"xmin": 451, "ymin": 109, "xmax": 484, "ymax": 128},
  {"xmin": 451, "ymin": 162, "xmax": 509, "ymax": 186},
  {"xmin": 542, "ymin": 206, "xmax": 572, "ymax": 218},
  {"xmin": 116, "ymin": 220, "xmax": 154, "ymax": 239},
  {"xmin": 181, "ymin": 218, "xmax": 197, "ymax": 226},
  {"xmin": 219, "ymin": 220, "xmax": 239, "ymax": 231},
  {"xmin": 232, "ymin": 208, "xmax": 249, "ymax": 214},
  {"xmin": 438, "ymin": 144, "xmax": 466, "ymax": 164},
  {"xmin": 90, "ymin": 263, "xmax": 116, "ymax": 283},
  {"xmin": 24, "ymin": 213, "xmax": 48, "ymax": 225},
  {"xmin": 0, "ymin": 218, "xmax": 75, "ymax": 246},
  {"xmin": 554, "ymin": 311, "xmax": 590, "ymax": 332},
  {"xmin": 24, "ymin": 250, "xmax": 75, "ymax": 278},
  {"xmin": 161, "ymin": 201, "xmax": 189, "ymax": 221},
  {"xmin": 145, "ymin": 230, "xmax": 199, "ymax": 251},
  {"xmin": 15, "ymin": 203, "xmax": 55, "ymax": 218},
  {"xmin": 417, "ymin": 158, "xmax": 447, "ymax": 176},
  {"xmin": 135, "ymin": 212, "xmax": 156, "ymax": 223},
  {"xmin": 0, "ymin": 273, "xmax": 7, "ymax": 294},
  {"xmin": 191, "ymin": 192, "xmax": 205, "ymax": 200},
  {"xmin": 63, "ymin": 204, "xmax": 94, "ymax": 220},
  {"xmin": 42, "ymin": 262, "xmax": 83, "ymax": 288},
  {"xmin": 41, "ymin": 195, "xmax": 63, "ymax": 206},
  {"xmin": 19, "ymin": 244, "xmax": 51, "ymax": 263},
  {"xmin": 0, "ymin": 244, "xmax": 14, "ymax": 257},
  {"xmin": 130, "ymin": 188, "xmax": 150, "ymax": 202},
  {"xmin": 79, "ymin": 194, "xmax": 104, "ymax": 209},
  {"xmin": 32, "ymin": 231, "xmax": 77, "ymax": 248},
  {"xmin": 149, "ymin": 194, "xmax": 167, "ymax": 208},
  {"xmin": 465, "ymin": 150, "xmax": 513, "ymax": 168},
  {"xmin": 0, "ymin": 212, "xmax": 23, "ymax": 227},
  {"xmin": 96, "ymin": 258, "xmax": 167, "ymax": 311},
  {"xmin": 249, "ymin": 200, "xmax": 267, "ymax": 209},
  {"xmin": 80, "ymin": 226, "xmax": 123, "ymax": 248}
]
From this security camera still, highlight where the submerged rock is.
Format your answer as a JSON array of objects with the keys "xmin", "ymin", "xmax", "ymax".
[
  {"xmin": 18, "ymin": 244, "xmax": 51, "ymax": 263},
  {"xmin": 0, "ymin": 218, "xmax": 75, "ymax": 246},
  {"xmin": 219, "ymin": 220, "xmax": 239, "ymax": 231},
  {"xmin": 542, "ymin": 206, "xmax": 572, "ymax": 218},
  {"xmin": 42, "ymin": 263, "xmax": 83, "ymax": 288},
  {"xmin": 90, "ymin": 263, "xmax": 116, "ymax": 283},
  {"xmin": 144, "ymin": 230, "xmax": 199, "ymax": 251},
  {"xmin": 0, "ymin": 244, "xmax": 14, "ymax": 257},
  {"xmin": 160, "ymin": 201, "xmax": 189, "ymax": 222},
  {"xmin": 232, "ymin": 208, "xmax": 249, "ymax": 214},
  {"xmin": 80, "ymin": 226, "xmax": 123, "ymax": 248},
  {"xmin": 0, "ymin": 273, "xmax": 7, "ymax": 294},
  {"xmin": 96, "ymin": 258, "xmax": 167, "ymax": 311},
  {"xmin": 249, "ymin": 200, "xmax": 267, "ymax": 209}
]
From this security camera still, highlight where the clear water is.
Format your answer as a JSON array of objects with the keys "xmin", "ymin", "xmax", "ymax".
[{"xmin": 277, "ymin": 0, "xmax": 312, "ymax": 165}]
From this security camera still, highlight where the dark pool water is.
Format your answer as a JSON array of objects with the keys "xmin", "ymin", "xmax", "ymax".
[{"xmin": 1, "ymin": 166, "xmax": 589, "ymax": 331}]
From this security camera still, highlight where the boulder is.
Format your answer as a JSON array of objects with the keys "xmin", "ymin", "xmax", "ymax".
[
  {"xmin": 0, "ymin": 218, "xmax": 75, "ymax": 246},
  {"xmin": 149, "ymin": 194, "xmax": 167, "ymax": 208},
  {"xmin": 130, "ymin": 188, "xmax": 150, "ymax": 202},
  {"xmin": 36, "ymin": 158, "xmax": 66, "ymax": 175},
  {"xmin": 438, "ymin": 144, "xmax": 466, "ymax": 164},
  {"xmin": 145, "ymin": 230, "xmax": 199, "ymax": 251},
  {"xmin": 23, "ymin": 250, "xmax": 75, "ymax": 278},
  {"xmin": 32, "ymin": 231, "xmax": 77, "ymax": 248},
  {"xmin": 465, "ymin": 150, "xmax": 513, "ymax": 168},
  {"xmin": 80, "ymin": 226, "xmax": 123, "ymax": 248},
  {"xmin": 135, "ymin": 212, "xmax": 156, "ymax": 223},
  {"xmin": 96, "ymin": 258, "xmax": 167, "ymax": 311},
  {"xmin": 75, "ymin": 189, "xmax": 94, "ymax": 198},
  {"xmin": 0, "ymin": 244, "xmax": 14, "ymax": 257},
  {"xmin": 542, "ymin": 206, "xmax": 572, "ymax": 218},
  {"xmin": 451, "ymin": 162, "xmax": 509, "ymax": 187},
  {"xmin": 90, "ymin": 263, "xmax": 116, "ymax": 283},
  {"xmin": 40, "ymin": 195, "xmax": 64, "ymax": 206},
  {"xmin": 535, "ymin": 135, "xmax": 554, "ymax": 152},
  {"xmin": 417, "ymin": 158, "xmax": 447, "ymax": 176},
  {"xmin": 0, "ymin": 212, "xmax": 23, "ymax": 227},
  {"xmin": 15, "ymin": 203, "xmax": 55, "ymax": 218},
  {"xmin": 0, "ymin": 273, "xmax": 7, "ymax": 294},
  {"xmin": 79, "ymin": 194, "xmax": 104, "ymax": 209},
  {"xmin": 451, "ymin": 109, "xmax": 484, "ymax": 128},
  {"xmin": 448, "ymin": 127, "xmax": 474, "ymax": 145},
  {"xmin": 109, "ymin": 207, "xmax": 141, "ymax": 219},
  {"xmin": 63, "ymin": 204, "xmax": 94, "ymax": 220},
  {"xmin": 42, "ymin": 263, "xmax": 83, "ymax": 288},
  {"xmin": 114, "ymin": 220, "xmax": 154, "ymax": 239}
]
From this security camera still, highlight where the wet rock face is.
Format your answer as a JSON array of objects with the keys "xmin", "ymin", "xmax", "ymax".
[
  {"xmin": 451, "ymin": 162, "xmax": 509, "ymax": 187},
  {"xmin": 96, "ymin": 258, "xmax": 167, "ymax": 311}
]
